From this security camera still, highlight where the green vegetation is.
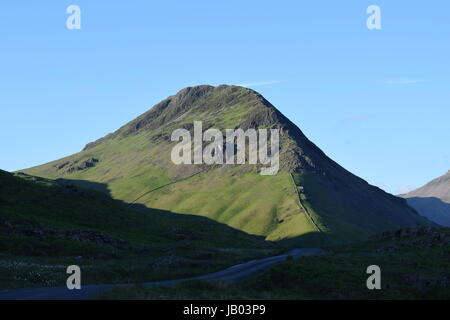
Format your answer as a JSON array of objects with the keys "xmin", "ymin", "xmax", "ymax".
[
  {"xmin": 141, "ymin": 169, "xmax": 317, "ymax": 241},
  {"xmin": 0, "ymin": 170, "xmax": 280, "ymax": 289},
  {"xmin": 99, "ymin": 227, "xmax": 450, "ymax": 300}
]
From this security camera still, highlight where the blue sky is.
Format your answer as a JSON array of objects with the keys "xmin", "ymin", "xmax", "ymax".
[{"xmin": 0, "ymin": 0, "xmax": 448, "ymax": 194}]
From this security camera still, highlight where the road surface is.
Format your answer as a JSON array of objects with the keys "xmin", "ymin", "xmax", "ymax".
[{"xmin": 0, "ymin": 248, "xmax": 325, "ymax": 300}]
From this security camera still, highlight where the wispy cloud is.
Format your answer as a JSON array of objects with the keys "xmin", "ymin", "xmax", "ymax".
[
  {"xmin": 236, "ymin": 80, "xmax": 282, "ymax": 87},
  {"xmin": 336, "ymin": 114, "xmax": 372, "ymax": 128},
  {"xmin": 395, "ymin": 185, "xmax": 415, "ymax": 195},
  {"xmin": 383, "ymin": 78, "xmax": 431, "ymax": 85}
]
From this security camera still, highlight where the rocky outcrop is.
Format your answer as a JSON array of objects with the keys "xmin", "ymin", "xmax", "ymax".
[
  {"xmin": 2, "ymin": 218, "xmax": 128, "ymax": 249},
  {"xmin": 54, "ymin": 158, "xmax": 99, "ymax": 174},
  {"xmin": 370, "ymin": 226, "xmax": 450, "ymax": 247}
]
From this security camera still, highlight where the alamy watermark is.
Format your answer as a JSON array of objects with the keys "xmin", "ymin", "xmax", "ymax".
[
  {"xmin": 367, "ymin": 5, "xmax": 381, "ymax": 30},
  {"xmin": 366, "ymin": 265, "xmax": 381, "ymax": 290},
  {"xmin": 66, "ymin": 5, "xmax": 81, "ymax": 30},
  {"xmin": 170, "ymin": 121, "xmax": 280, "ymax": 175},
  {"xmin": 65, "ymin": 5, "xmax": 380, "ymax": 31},
  {"xmin": 66, "ymin": 265, "xmax": 81, "ymax": 290}
]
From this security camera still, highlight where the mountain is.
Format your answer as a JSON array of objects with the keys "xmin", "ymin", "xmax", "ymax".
[
  {"xmin": 22, "ymin": 85, "xmax": 432, "ymax": 245},
  {"xmin": 400, "ymin": 171, "xmax": 450, "ymax": 227}
]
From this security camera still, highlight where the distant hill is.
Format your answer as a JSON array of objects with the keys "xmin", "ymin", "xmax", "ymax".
[
  {"xmin": 22, "ymin": 85, "xmax": 432, "ymax": 245},
  {"xmin": 400, "ymin": 171, "xmax": 450, "ymax": 227}
]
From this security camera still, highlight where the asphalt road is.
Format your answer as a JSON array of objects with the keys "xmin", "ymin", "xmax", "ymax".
[{"xmin": 0, "ymin": 248, "xmax": 325, "ymax": 300}]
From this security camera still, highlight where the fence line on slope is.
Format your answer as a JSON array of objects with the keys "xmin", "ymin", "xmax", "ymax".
[
  {"xmin": 289, "ymin": 173, "xmax": 322, "ymax": 233},
  {"xmin": 131, "ymin": 169, "xmax": 206, "ymax": 204}
]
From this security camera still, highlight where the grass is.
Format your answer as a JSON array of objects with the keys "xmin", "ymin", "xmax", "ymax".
[
  {"xmin": 0, "ymin": 170, "xmax": 281, "ymax": 289},
  {"xmin": 140, "ymin": 169, "xmax": 317, "ymax": 241},
  {"xmin": 0, "ymin": 247, "xmax": 281, "ymax": 290},
  {"xmin": 98, "ymin": 228, "xmax": 450, "ymax": 300}
]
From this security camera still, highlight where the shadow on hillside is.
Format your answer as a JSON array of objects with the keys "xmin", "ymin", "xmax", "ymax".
[
  {"xmin": 54, "ymin": 178, "xmax": 271, "ymax": 245},
  {"xmin": 55, "ymin": 178, "xmax": 367, "ymax": 248},
  {"xmin": 277, "ymin": 230, "xmax": 360, "ymax": 248},
  {"xmin": 55, "ymin": 178, "xmax": 373, "ymax": 248},
  {"xmin": 52, "ymin": 178, "xmax": 450, "ymax": 249},
  {"xmin": 406, "ymin": 197, "xmax": 450, "ymax": 227},
  {"xmin": 56, "ymin": 178, "xmax": 111, "ymax": 194}
]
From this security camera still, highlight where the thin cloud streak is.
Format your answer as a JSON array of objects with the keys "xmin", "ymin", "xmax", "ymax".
[
  {"xmin": 336, "ymin": 114, "xmax": 372, "ymax": 129},
  {"xmin": 396, "ymin": 185, "xmax": 416, "ymax": 195},
  {"xmin": 236, "ymin": 80, "xmax": 282, "ymax": 87},
  {"xmin": 383, "ymin": 78, "xmax": 432, "ymax": 85}
]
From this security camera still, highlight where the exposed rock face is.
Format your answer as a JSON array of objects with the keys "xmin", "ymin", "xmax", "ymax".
[
  {"xmin": 370, "ymin": 226, "xmax": 450, "ymax": 247},
  {"xmin": 54, "ymin": 158, "xmax": 99, "ymax": 174}
]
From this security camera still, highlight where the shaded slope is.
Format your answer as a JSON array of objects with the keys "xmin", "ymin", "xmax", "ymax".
[
  {"xmin": 0, "ymin": 169, "xmax": 266, "ymax": 256},
  {"xmin": 400, "ymin": 171, "xmax": 450, "ymax": 226},
  {"xmin": 404, "ymin": 198, "xmax": 450, "ymax": 227},
  {"xmin": 22, "ymin": 85, "xmax": 432, "ymax": 244},
  {"xmin": 1, "ymin": 169, "xmax": 285, "ymax": 290}
]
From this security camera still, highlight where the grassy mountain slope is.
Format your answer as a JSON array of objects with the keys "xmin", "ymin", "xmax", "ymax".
[
  {"xmin": 0, "ymin": 169, "xmax": 277, "ymax": 289},
  {"xmin": 0, "ymin": 170, "xmax": 266, "ymax": 248},
  {"xmin": 22, "ymin": 85, "xmax": 432, "ymax": 244}
]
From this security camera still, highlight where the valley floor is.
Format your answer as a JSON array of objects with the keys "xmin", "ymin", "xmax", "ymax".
[
  {"xmin": 0, "ymin": 247, "xmax": 282, "ymax": 291},
  {"xmin": 0, "ymin": 248, "xmax": 321, "ymax": 299},
  {"xmin": 99, "ymin": 227, "xmax": 450, "ymax": 300}
]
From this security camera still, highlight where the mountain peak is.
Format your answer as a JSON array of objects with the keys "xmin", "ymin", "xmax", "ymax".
[
  {"xmin": 170, "ymin": 84, "xmax": 215, "ymax": 104},
  {"xmin": 83, "ymin": 84, "xmax": 276, "ymax": 150},
  {"xmin": 81, "ymin": 85, "xmax": 354, "ymax": 175}
]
